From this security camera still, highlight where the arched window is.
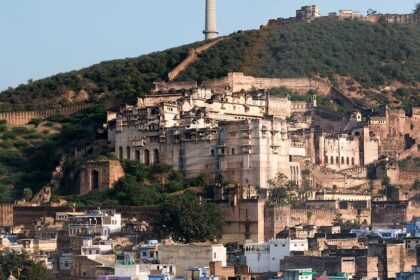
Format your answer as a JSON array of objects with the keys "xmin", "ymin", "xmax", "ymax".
[
  {"xmin": 330, "ymin": 156, "xmax": 334, "ymax": 164},
  {"xmin": 346, "ymin": 157, "xmax": 350, "ymax": 165},
  {"xmin": 144, "ymin": 149, "xmax": 150, "ymax": 166},
  {"xmin": 154, "ymin": 149, "xmax": 160, "ymax": 164},
  {"xmin": 325, "ymin": 155, "xmax": 328, "ymax": 164},
  {"xmin": 119, "ymin": 146, "xmax": 123, "ymax": 160},
  {"xmin": 91, "ymin": 170, "xmax": 99, "ymax": 190},
  {"xmin": 135, "ymin": 150, "xmax": 140, "ymax": 161},
  {"xmin": 352, "ymin": 157, "xmax": 355, "ymax": 166},
  {"xmin": 341, "ymin": 157, "xmax": 345, "ymax": 164},
  {"xmin": 126, "ymin": 146, "xmax": 131, "ymax": 160},
  {"xmin": 336, "ymin": 156, "xmax": 339, "ymax": 165},
  {"xmin": 231, "ymin": 148, "xmax": 236, "ymax": 155}
]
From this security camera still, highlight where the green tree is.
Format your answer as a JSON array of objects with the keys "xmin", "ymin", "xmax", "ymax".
[
  {"xmin": 155, "ymin": 193, "xmax": 224, "ymax": 243},
  {"xmin": 414, "ymin": 3, "xmax": 420, "ymax": 14},
  {"xmin": 367, "ymin": 9, "xmax": 378, "ymax": 16},
  {"xmin": 0, "ymin": 252, "xmax": 54, "ymax": 280},
  {"xmin": 333, "ymin": 213, "xmax": 360, "ymax": 233},
  {"xmin": 267, "ymin": 173, "xmax": 298, "ymax": 204}
]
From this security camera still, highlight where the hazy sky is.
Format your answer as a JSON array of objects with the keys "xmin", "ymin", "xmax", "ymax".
[{"xmin": 0, "ymin": 0, "xmax": 418, "ymax": 90}]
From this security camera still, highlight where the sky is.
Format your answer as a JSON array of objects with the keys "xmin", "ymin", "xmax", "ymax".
[{"xmin": 0, "ymin": 0, "xmax": 418, "ymax": 91}]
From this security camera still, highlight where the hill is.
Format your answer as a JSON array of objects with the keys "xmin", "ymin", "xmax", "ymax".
[
  {"xmin": 1, "ymin": 17, "xmax": 420, "ymax": 202},
  {"xmin": 2, "ymin": 18, "xmax": 420, "ymax": 111}
]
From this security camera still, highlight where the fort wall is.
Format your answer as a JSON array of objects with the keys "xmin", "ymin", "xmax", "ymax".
[
  {"xmin": 264, "ymin": 206, "xmax": 370, "ymax": 240},
  {"xmin": 167, "ymin": 38, "xmax": 225, "ymax": 81},
  {"xmin": 0, "ymin": 204, "xmax": 13, "ymax": 227},
  {"xmin": 0, "ymin": 104, "xmax": 89, "ymax": 126}
]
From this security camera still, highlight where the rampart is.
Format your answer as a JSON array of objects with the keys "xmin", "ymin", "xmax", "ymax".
[
  {"xmin": 264, "ymin": 206, "xmax": 370, "ymax": 240},
  {"xmin": 0, "ymin": 204, "xmax": 13, "ymax": 227},
  {"xmin": 0, "ymin": 104, "xmax": 89, "ymax": 126},
  {"xmin": 202, "ymin": 73, "xmax": 332, "ymax": 94},
  {"xmin": 167, "ymin": 38, "xmax": 225, "ymax": 81},
  {"xmin": 371, "ymin": 200, "xmax": 420, "ymax": 227},
  {"xmin": 367, "ymin": 13, "xmax": 420, "ymax": 25}
]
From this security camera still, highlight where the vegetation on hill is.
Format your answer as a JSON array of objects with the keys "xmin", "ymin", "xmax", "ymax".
[
  {"xmin": 2, "ymin": 19, "xmax": 420, "ymax": 111},
  {"xmin": 0, "ymin": 104, "xmax": 107, "ymax": 202},
  {"xmin": 180, "ymin": 19, "xmax": 420, "ymax": 90},
  {"xmin": 66, "ymin": 160, "xmax": 212, "ymax": 207},
  {"xmin": 0, "ymin": 45, "xmax": 199, "ymax": 110}
]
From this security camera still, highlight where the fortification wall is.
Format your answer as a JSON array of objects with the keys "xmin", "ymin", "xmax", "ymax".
[
  {"xmin": 0, "ymin": 204, "xmax": 13, "ymax": 227},
  {"xmin": 202, "ymin": 73, "xmax": 332, "ymax": 94},
  {"xmin": 0, "ymin": 104, "xmax": 89, "ymax": 126},
  {"xmin": 371, "ymin": 201, "xmax": 420, "ymax": 226},
  {"xmin": 265, "ymin": 206, "xmax": 370, "ymax": 240},
  {"xmin": 367, "ymin": 14, "xmax": 420, "ymax": 24},
  {"xmin": 167, "ymin": 38, "xmax": 225, "ymax": 81}
]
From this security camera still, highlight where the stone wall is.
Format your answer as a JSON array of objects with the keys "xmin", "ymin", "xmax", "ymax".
[
  {"xmin": 264, "ymin": 206, "xmax": 370, "ymax": 240},
  {"xmin": 367, "ymin": 13, "xmax": 420, "ymax": 25},
  {"xmin": 371, "ymin": 201, "xmax": 420, "ymax": 227},
  {"xmin": 0, "ymin": 204, "xmax": 13, "ymax": 227},
  {"xmin": 79, "ymin": 160, "xmax": 125, "ymax": 195},
  {"xmin": 0, "ymin": 104, "xmax": 89, "ymax": 126},
  {"xmin": 167, "ymin": 38, "xmax": 225, "ymax": 81},
  {"xmin": 217, "ymin": 198, "xmax": 266, "ymax": 244},
  {"xmin": 202, "ymin": 73, "xmax": 332, "ymax": 94}
]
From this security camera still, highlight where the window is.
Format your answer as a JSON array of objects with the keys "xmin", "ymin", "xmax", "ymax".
[
  {"xmin": 119, "ymin": 146, "xmax": 123, "ymax": 159},
  {"xmin": 126, "ymin": 146, "xmax": 131, "ymax": 160},
  {"xmin": 135, "ymin": 150, "xmax": 140, "ymax": 161},
  {"xmin": 231, "ymin": 148, "xmax": 235, "ymax": 155},
  {"xmin": 352, "ymin": 157, "xmax": 355, "ymax": 165},
  {"xmin": 91, "ymin": 170, "xmax": 99, "ymax": 190},
  {"xmin": 144, "ymin": 149, "xmax": 150, "ymax": 166},
  {"xmin": 325, "ymin": 155, "xmax": 328, "ymax": 164},
  {"xmin": 341, "ymin": 157, "xmax": 345, "ymax": 164},
  {"xmin": 346, "ymin": 157, "xmax": 350, "ymax": 165},
  {"xmin": 211, "ymin": 149, "xmax": 215, "ymax": 156},
  {"xmin": 336, "ymin": 156, "xmax": 339, "ymax": 164},
  {"xmin": 154, "ymin": 149, "xmax": 160, "ymax": 164},
  {"xmin": 330, "ymin": 156, "xmax": 334, "ymax": 164}
]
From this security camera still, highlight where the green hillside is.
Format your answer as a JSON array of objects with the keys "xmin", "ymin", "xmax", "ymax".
[
  {"xmin": 2, "ymin": 18, "xmax": 420, "ymax": 110},
  {"xmin": 179, "ymin": 19, "xmax": 420, "ymax": 88}
]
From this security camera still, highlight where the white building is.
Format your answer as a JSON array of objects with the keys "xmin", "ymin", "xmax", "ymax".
[
  {"xmin": 81, "ymin": 239, "xmax": 113, "ymax": 255},
  {"xmin": 68, "ymin": 210, "xmax": 122, "ymax": 238},
  {"xmin": 244, "ymin": 239, "xmax": 308, "ymax": 273},
  {"xmin": 59, "ymin": 253, "xmax": 72, "ymax": 271}
]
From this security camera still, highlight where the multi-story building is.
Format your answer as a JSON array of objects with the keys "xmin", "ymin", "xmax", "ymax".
[
  {"xmin": 107, "ymin": 87, "xmax": 317, "ymax": 188},
  {"xmin": 244, "ymin": 239, "xmax": 308, "ymax": 273}
]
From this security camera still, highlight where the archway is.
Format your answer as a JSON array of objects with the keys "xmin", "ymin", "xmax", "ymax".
[
  {"xmin": 154, "ymin": 149, "xmax": 160, "ymax": 164},
  {"xmin": 91, "ymin": 170, "xmax": 99, "ymax": 190},
  {"xmin": 144, "ymin": 149, "xmax": 150, "ymax": 166}
]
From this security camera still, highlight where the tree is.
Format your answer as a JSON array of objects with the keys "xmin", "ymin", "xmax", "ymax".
[
  {"xmin": 414, "ymin": 3, "xmax": 420, "ymax": 14},
  {"xmin": 333, "ymin": 213, "xmax": 360, "ymax": 233},
  {"xmin": 155, "ymin": 193, "xmax": 224, "ymax": 243},
  {"xmin": 0, "ymin": 252, "xmax": 54, "ymax": 280},
  {"xmin": 367, "ymin": 9, "xmax": 378, "ymax": 16},
  {"xmin": 267, "ymin": 173, "xmax": 298, "ymax": 204}
]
